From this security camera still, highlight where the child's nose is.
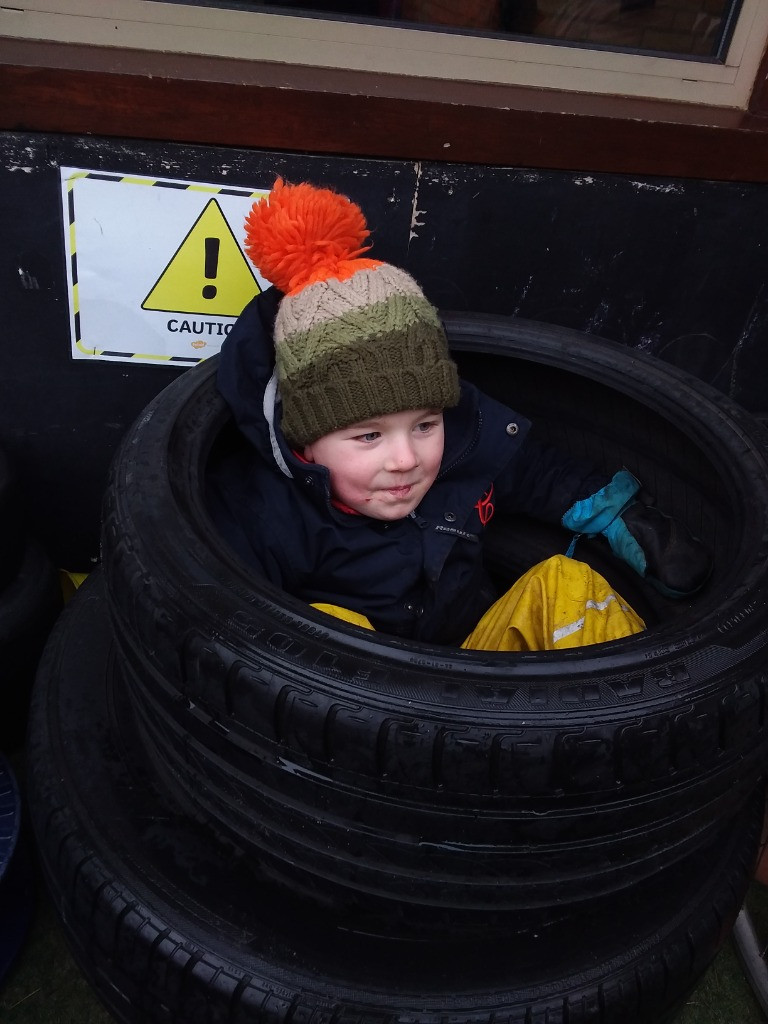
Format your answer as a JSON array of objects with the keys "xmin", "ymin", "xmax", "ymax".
[{"xmin": 385, "ymin": 436, "xmax": 419, "ymax": 471}]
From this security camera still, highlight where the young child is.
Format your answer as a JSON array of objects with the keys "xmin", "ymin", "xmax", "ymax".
[{"xmin": 208, "ymin": 179, "xmax": 710, "ymax": 651}]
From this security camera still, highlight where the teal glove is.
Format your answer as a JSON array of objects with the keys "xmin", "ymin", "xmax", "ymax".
[
  {"xmin": 562, "ymin": 469, "xmax": 642, "ymax": 558},
  {"xmin": 563, "ymin": 470, "xmax": 711, "ymax": 597}
]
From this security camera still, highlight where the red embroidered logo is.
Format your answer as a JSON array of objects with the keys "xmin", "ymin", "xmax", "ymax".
[{"xmin": 475, "ymin": 484, "xmax": 495, "ymax": 526}]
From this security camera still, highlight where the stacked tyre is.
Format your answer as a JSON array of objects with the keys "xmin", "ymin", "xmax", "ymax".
[
  {"xmin": 0, "ymin": 441, "xmax": 61, "ymax": 751},
  {"xmin": 0, "ymin": 442, "xmax": 59, "ymax": 991},
  {"xmin": 26, "ymin": 314, "xmax": 768, "ymax": 1023}
]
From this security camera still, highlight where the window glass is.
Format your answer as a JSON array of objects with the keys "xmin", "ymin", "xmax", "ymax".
[{"xmin": 172, "ymin": 0, "xmax": 743, "ymax": 60}]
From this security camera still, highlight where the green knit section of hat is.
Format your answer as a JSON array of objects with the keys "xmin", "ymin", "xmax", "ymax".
[
  {"xmin": 276, "ymin": 292, "xmax": 443, "ymax": 378},
  {"xmin": 280, "ymin": 324, "xmax": 460, "ymax": 446}
]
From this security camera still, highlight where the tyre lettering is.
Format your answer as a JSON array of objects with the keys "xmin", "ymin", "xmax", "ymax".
[
  {"xmin": 313, "ymin": 650, "xmax": 338, "ymax": 672},
  {"xmin": 267, "ymin": 631, "xmax": 305, "ymax": 657},
  {"xmin": 529, "ymin": 686, "xmax": 550, "ymax": 706},
  {"xmin": 651, "ymin": 662, "xmax": 689, "ymax": 688},
  {"xmin": 607, "ymin": 674, "xmax": 644, "ymax": 698},
  {"xmin": 476, "ymin": 685, "xmax": 519, "ymax": 707},
  {"xmin": 717, "ymin": 601, "xmax": 758, "ymax": 633},
  {"xmin": 409, "ymin": 657, "xmax": 462, "ymax": 670},
  {"xmin": 559, "ymin": 684, "xmax": 601, "ymax": 704}
]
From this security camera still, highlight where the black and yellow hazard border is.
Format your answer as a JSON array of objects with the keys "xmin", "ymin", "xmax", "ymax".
[{"xmin": 64, "ymin": 169, "xmax": 265, "ymax": 364}]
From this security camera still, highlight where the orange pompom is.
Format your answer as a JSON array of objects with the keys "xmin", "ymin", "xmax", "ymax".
[{"xmin": 243, "ymin": 178, "xmax": 382, "ymax": 295}]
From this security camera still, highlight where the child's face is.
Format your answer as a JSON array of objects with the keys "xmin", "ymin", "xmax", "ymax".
[{"xmin": 303, "ymin": 408, "xmax": 444, "ymax": 520}]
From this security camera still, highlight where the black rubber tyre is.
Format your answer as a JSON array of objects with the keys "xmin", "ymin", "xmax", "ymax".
[
  {"xmin": 0, "ymin": 539, "xmax": 62, "ymax": 750},
  {"xmin": 101, "ymin": 313, "xmax": 768, "ymax": 917},
  {"xmin": 25, "ymin": 575, "xmax": 767, "ymax": 1024}
]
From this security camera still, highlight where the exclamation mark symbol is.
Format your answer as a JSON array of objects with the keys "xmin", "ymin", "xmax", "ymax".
[{"xmin": 202, "ymin": 237, "xmax": 219, "ymax": 299}]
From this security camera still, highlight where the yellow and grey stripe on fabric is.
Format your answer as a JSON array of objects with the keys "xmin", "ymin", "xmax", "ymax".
[{"xmin": 552, "ymin": 594, "xmax": 623, "ymax": 645}]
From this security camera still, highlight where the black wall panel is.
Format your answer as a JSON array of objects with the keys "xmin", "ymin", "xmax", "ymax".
[{"xmin": 2, "ymin": 131, "xmax": 767, "ymax": 569}]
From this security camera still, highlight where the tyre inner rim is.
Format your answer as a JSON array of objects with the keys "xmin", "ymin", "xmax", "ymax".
[{"xmin": 202, "ymin": 335, "xmax": 763, "ymax": 651}]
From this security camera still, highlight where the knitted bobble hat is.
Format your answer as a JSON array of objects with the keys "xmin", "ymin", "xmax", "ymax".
[{"xmin": 243, "ymin": 178, "xmax": 460, "ymax": 447}]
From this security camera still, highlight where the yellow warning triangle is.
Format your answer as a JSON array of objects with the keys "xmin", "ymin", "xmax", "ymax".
[{"xmin": 142, "ymin": 197, "xmax": 260, "ymax": 317}]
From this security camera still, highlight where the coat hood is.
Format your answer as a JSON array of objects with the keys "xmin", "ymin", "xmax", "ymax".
[{"xmin": 217, "ymin": 286, "xmax": 297, "ymax": 476}]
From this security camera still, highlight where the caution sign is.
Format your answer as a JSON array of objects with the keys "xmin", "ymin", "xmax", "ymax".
[
  {"xmin": 60, "ymin": 168, "xmax": 271, "ymax": 365},
  {"xmin": 142, "ymin": 198, "xmax": 258, "ymax": 317}
]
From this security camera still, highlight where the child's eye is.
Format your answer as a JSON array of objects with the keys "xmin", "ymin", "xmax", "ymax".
[
  {"xmin": 416, "ymin": 420, "xmax": 438, "ymax": 433},
  {"xmin": 356, "ymin": 431, "xmax": 380, "ymax": 442}
]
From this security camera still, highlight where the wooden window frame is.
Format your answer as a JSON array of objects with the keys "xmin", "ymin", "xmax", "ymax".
[
  {"xmin": 2, "ymin": 0, "xmax": 766, "ymax": 105},
  {"xmin": 1, "ymin": 3, "xmax": 768, "ymax": 183}
]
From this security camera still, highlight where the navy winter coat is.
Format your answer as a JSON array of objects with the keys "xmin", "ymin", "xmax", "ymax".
[{"xmin": 207, "ymin": 288, "xmax": 612, "ymax": 645}]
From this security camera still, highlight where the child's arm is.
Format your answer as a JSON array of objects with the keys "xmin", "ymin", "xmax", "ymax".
[
  {"xmin": 499, "ymin": 437, "xmax": 711, "ymax": 597},
  {"xmin": 561, "ymin": 469, "xmax": 711, "ymax": 598}
]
